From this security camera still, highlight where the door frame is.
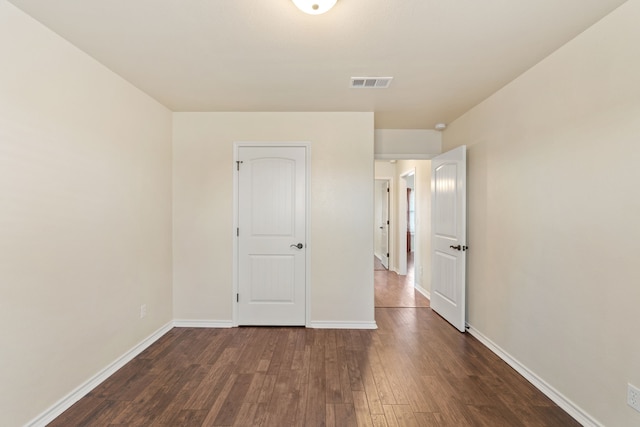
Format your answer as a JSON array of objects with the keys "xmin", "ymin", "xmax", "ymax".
[
  {"xmin": 374, "ymin": 177, "xmax": 393, "ymax": 270},
  {"xmin": 398, "ymin": 168, "xmax": 419, "ymax": 284},
  {"xmin": 232, "ymin": 141, "xmax": 312, "ymax": 327}
]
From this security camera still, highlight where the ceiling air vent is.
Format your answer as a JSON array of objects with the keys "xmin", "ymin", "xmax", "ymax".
[{"xmin": 350, "ymin": 77, "xmax": 393, "ymax": 89}]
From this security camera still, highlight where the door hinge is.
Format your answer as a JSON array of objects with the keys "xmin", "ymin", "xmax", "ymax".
[
  {"xmin": 386, "ymin": 220, "xmax": 389, "ymax": 225},
  {"xmin": 386, "ymin": 252, "xmax": 389, "ymax": 258},
  {"xmin": 236, "ymin": 293, "xmax": 239, "ymax": 302},
  {"xmin": 236, "ymin": 227, "xmax": 239, "ymax": 237},
  {"xmin": 387, "ymin": 187, "xmax": 389, "ymax": 192},
  {"xmin": 236, "ymin": 160, "xmax": 243, "ymax": 171}
]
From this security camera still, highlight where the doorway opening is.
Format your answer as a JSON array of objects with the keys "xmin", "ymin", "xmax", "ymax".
[
  {"xmin": 374, "ymin": 160, "xmax": 431, "ymax": 308},
  {"xmin": 398, "ymin": 169, "xmax": 415, "ymax": 279},
  {"xmin": 374, "ymin": 179, "xmax": 390, "ymax": 271}
]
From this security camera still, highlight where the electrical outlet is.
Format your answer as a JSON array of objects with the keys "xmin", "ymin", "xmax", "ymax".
[
  {"xmin": 628, "ymin": 383, "xmax": 640, "ymax": 412},
  {"xmin": 140, "ymin": 304, "xmax": 147, "ymax": 319}
]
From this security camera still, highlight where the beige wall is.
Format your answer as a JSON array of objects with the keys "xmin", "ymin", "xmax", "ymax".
[
  {"xmin": 443, "ymin": 1, "xmax": 640, "ymax": 425},
  {"xmin": 0, "ymin": 2, "xmax": 174, "ymax": 426},
  {"xmin": 172, "ymin": 112, "xmax": 375, "ymax": 326},
  {"xmin": 374, "ymin": 129, "xmax": 441, "ymax": 159}
]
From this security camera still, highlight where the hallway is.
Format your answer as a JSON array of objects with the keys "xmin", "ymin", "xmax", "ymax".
[{"xmin": 374, "ymin": 255, "xmax": 429, "ymax": 308}]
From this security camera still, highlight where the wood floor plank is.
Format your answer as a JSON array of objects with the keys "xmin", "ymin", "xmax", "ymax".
[
  {"xmin": 257, "ymin": 374, "xmax": 277, "ymax": 404},
  {"xmin": 163, "ymin": 409, "xmax": 207, "ymax": 427},
  {"xmin": 358, "ymin": 352, "xmax": 385, "ymax": 414},
  {"xmin": 212, "ymin": 373, "xmax": 254, "ymax": 425},
  {"xmin": 190, "ymin": 330, "xmax": 232, "ymax": 367},
  {"xmin": 265, "ymin": 328, "xmax": 291, "ymax": 376},
  {"xmin": 383, "ymin": 404, "xmax": 400, "ymax": 427},
  {"xmin": 326, "ymin": 403, "xmax": 336, "ymax": 427},
  {"xmin": 333, "ymin": 403, "xmax": 358, "ymax": 427},
  {"xmin": 345, "ymin": 348, "xmax": 366, "ymax": 392},
  {"xmin": 243, "ymin": 372, "xmax": 266, "ymax": 403},
  {"xmin": 412, "ymin": 412, "xmax": 439, "ymax": 426},
  {"xmin": 353, "ymin": 390, "xmax": 374, "ymax": 427},
  {"xmin": 396, "ymin": 369, "xmax": 439, "ymax": 413},
  {"xmin": 291, "ymin": 347, "xmax": 311, "ymax": 426},
  {"xmin": 304, "ymin": 339, "xmax": 326, "ymax": 427},
  {"xmin": 372, "ymin": 413, "xmax": 390, "ymax": 427},
  {"xmin": 232, "ymin": 402, "xmax": 259, "ymax": 426},
  {"xmin": 375, "ymin": 352, "xmax": 411, "ymax": 405},
  {"xmin": 336, "ymin": 337, "xmax": 354, "ymax": 404},
  {"xmin": 325, "ymin": 330, "xmax": 343, "ymax": 403},
  {"xmin": 466, "ymin": 403, "xmax": 526, "ymax": 427},
  {"xmin": 150, "ymin": 366, "xmax": 208, "ymax": 426},
  {"xmin": 432, "ymin": 401, "xmax": 476, "ymax": 427},
  {"xmin": 182, "ymin": 357, "xmax": 234, "ymax": 411},
  {"xmin": 261, "ymin": 374, "xmax": 298, "ymax": 427},
  {"xmin": 392, "ymin": 404, "xmax": 420, "ymax": 427},
  {"xmin": 199, "ymin": 373, "xmax": 238, "ymax": 425},
  {"xmin": 251, "ymin": 403, "xmax": 269, "ymax": 426}
]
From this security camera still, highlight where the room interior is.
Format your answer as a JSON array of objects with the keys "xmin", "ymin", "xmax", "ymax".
[{"xmin": 1, "ymin": 0, "xmax": 639, "ymax": 426}]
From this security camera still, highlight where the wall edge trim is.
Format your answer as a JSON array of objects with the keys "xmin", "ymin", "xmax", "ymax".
[
  {"xmin": 309, "ymin": 321, "xmax": 378, "ymax": 330},
  {"xmin": 467, "ymin": 325, "xmax": 603, "ymax": 427},
  {"xmin": 415, "ymin": 285, "xmax": 430, "ymax": 300},
  {"xmin": 173, "ymin": 319, "xmax": 235, "ymax": 328}
]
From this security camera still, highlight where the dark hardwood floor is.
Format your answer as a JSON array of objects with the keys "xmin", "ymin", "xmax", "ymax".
[{"xmin": 48, "ymin": 272, "xmax": 579, "ymax": 426}]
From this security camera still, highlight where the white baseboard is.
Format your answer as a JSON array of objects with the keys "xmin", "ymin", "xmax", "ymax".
[
  {"xmin": 309, "ymin": 321, "xmax": 378, "ymax": 329},
  {"xmin": 175, "ymin": 319, "xmax": 378, "ymax": 330},
  {"xmin": 26, "ymin": 322, "xmax": 173, "ymax": 427},
  {"xmin": 415, "ymin": 285, "xmax": 430, "ymax": 300},
  {"xmin": 173, "ymin": 319, "xmax": 235, "ymax": 328},
  {"xmin": 467, "ymin": 325, "xmax": 602, "ymax": 427}
]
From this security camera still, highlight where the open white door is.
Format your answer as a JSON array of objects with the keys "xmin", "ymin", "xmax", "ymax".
[
  {"xmin": 430, "ymin": 146, "xmax": 467, "ymax": 332},
  {"xmin": 237, "ymin": 145, "xmax": 307, "ymax": 325}
]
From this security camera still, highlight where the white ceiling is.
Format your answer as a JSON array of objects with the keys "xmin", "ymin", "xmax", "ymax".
[{"xmin": 8, "ymin": 0, "xmax": 628, "ymax": 129}]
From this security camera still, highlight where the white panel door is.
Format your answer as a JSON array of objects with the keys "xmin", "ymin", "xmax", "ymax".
[
  {"xmin": 431, "ymin": 146, "xmax": 467, "ymax": 332},
  {"xmin": 238, "ymin": 146, "xmax": 306, "ymax": 325}
]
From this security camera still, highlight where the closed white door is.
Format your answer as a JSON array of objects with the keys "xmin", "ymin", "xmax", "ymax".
[
  {"xmin": 431, "ymin": 146, "xmax": 467, "ymax": 332},
  {"xmin": 237, "ymin": 146, "xmax": 307, "ymax": 325}
]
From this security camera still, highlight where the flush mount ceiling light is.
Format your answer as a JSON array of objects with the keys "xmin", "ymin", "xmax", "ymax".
[{"xmin": 292, "ymin": 0, "xmax": 337, "ymax": 15}]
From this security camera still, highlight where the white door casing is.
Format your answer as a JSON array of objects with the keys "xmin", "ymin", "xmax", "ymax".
[
  {"xmin": 236, "ymin": 144, "xmax": 308, "ymax": 325},
  {"xmin": 381, "ymin": 180, "xmax": 390, "ymax": 269},
  {"xmin": 398, "ymin": 169, "xmax": 415, "ymax": 276},
  {"xmin": 430, "ymin": 146, "xmax": 467, "ymax": 332}
]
